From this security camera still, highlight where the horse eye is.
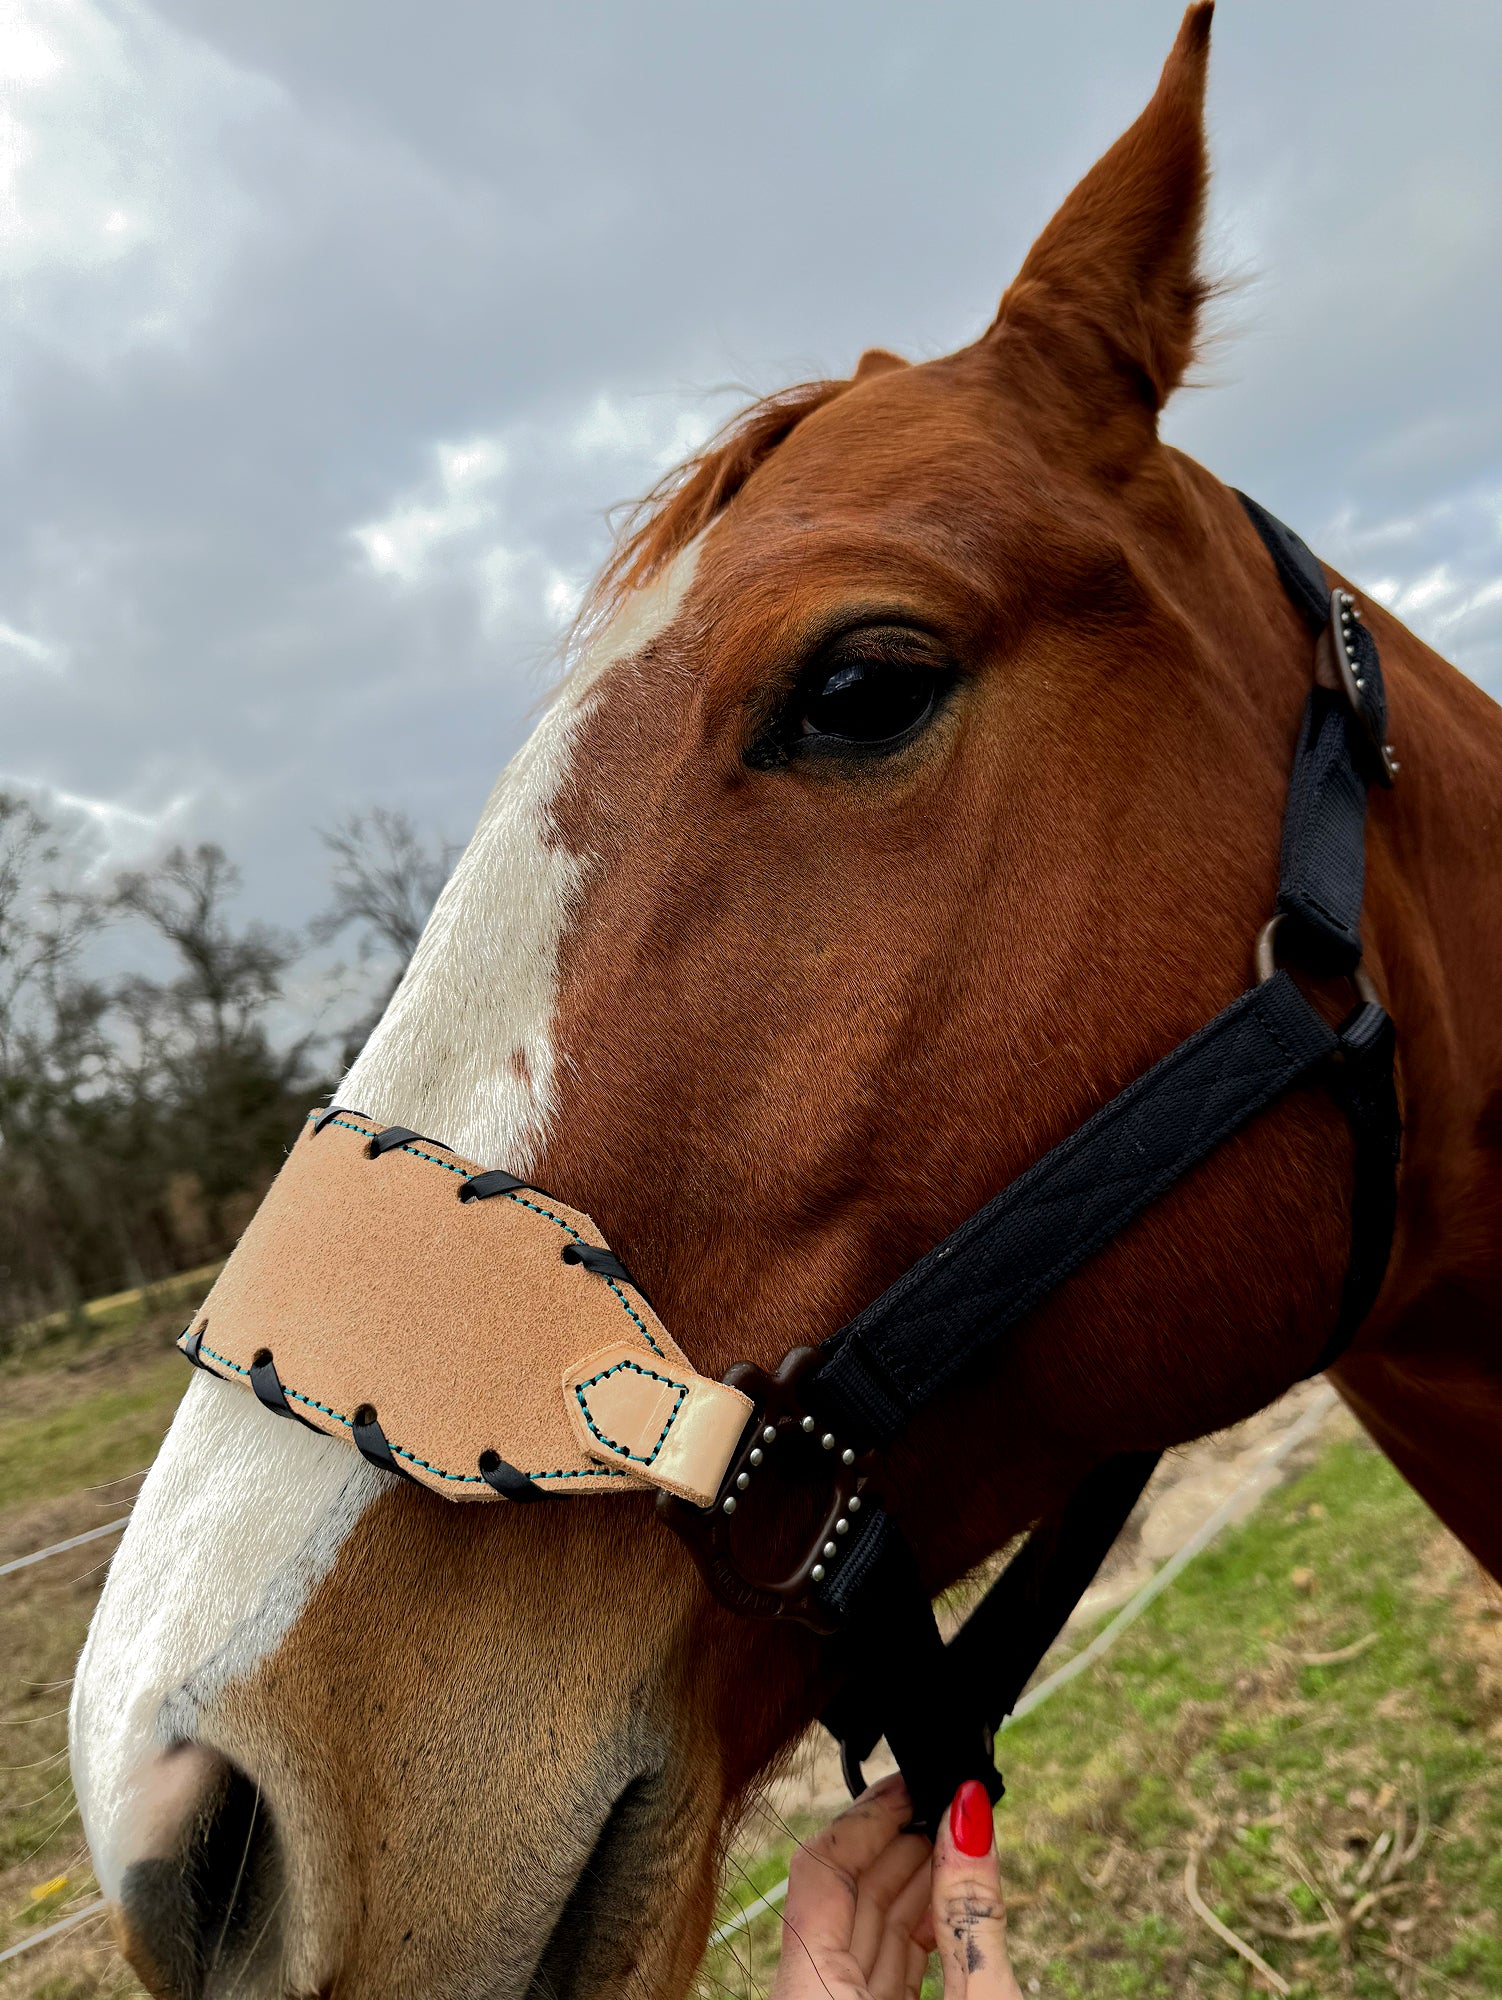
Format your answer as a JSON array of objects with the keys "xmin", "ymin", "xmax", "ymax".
[{"xmin": 797, "ymin": 659, "xmax": 940, "ymax": 749}]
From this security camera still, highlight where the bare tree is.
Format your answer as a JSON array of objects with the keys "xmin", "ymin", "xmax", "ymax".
[
  {"xmin": 312, "ymin": 808, "xmax": 455, "ymax": 1065},
  {"xmin": 312, "ymin": 807, "xmax": 455, "ymax": 964},
  {"xmin": 111, "ymin": 843, "xmax": 311, "ymax": 1242},
  {"xmin": 0, "ymin": 792, "xmax": 99, "ymax": 1095}
]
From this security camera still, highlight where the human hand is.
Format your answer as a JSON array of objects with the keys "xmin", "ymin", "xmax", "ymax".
[{"xmin": 768, "ymin": 1774, "xmax": 1022, "ymax": 2000}]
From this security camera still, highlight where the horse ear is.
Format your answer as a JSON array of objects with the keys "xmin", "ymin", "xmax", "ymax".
[
  {"xmin": 989, "ymin": 2, "xmax": 1213, "ymax": 432},
  {"xmin": 852, "ymin": 348, "xmax": 908, "ymax": 382}
]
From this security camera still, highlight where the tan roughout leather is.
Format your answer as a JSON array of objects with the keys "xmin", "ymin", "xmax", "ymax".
[{"xmin": 179, "ymin": 1111, "xmax": 753, "ymax": 1507}]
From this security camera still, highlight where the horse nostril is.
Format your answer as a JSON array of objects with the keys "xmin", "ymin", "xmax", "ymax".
[{"xmin": 115, "ymin": 1746, "xmax": 283, "ymax": 2000}]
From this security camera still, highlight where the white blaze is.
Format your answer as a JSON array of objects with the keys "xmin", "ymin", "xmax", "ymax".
[{"xmin": 70, "ymin": 544, "xmax": 701, "ymax": 1897}]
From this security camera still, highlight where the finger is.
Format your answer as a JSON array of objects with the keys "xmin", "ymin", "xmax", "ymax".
[
  {"xmin": 849, "ymin": 1831, "xmax": 930, "ymax": 1974},
  {"xmin": 904, "ymin": 1937, "xmax": 931, "ymax": 2000},
  {"xmin": 931, "ymin": 1780, "xmax": 1021, "ymax": 2000},
  {"xmin": 911, "ymin": 1902, "xmax": 937, "ymax": 1955},
  {"xmin": 780, "ymin": 1775, "xmax": 913, "ymax": 1962},
  {"xmin": 866, "ymin": 1851, "xmax": 934, "ymax": 2000}
]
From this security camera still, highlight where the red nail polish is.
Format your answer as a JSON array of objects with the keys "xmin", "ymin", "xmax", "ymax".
[{"xmin": 949, "ymin": 1779, "xmax": 994, "ymax": 1857}]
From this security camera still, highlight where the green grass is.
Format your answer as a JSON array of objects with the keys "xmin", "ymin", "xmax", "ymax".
[
  {"xmin": 0, "ymin": 1352, "xmax": 188, "ymax": 1510},
  {"xmin": 0, "ymin": 1312, "xmax": 191, "ymax": 1997},
  {"xmin": 699, "ymin": 1438, "xmax": 1502, "ymax": 1998}
]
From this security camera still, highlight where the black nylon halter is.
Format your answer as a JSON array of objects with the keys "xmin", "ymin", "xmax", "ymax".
[{"xmin": 660, "ymin": 496, "xmax": 1402, "ymax": 1835}]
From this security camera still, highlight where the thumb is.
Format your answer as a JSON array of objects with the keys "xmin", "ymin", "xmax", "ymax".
[{"xmin": 931, "ymin": 1780, "xmax": 1022, "ymax": 2000}]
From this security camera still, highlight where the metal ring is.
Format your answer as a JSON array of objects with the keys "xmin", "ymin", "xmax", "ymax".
[
  {"xmin": 1253, "ymin": 914, "xmax": 1284, "ymax": 986},
  {"xmin": 1255, "ymin": 913, "xmax": 1380, "ymax": 1007}
]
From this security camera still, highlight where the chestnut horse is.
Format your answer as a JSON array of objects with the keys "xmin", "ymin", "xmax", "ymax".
[{"xmin": 71, "ymin": 7, "xmax": 1502, "ymax": 1997}]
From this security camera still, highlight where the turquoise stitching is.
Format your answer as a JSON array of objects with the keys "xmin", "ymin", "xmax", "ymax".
[
  {"xmin": 309, "ymin": 1111, "xmax": 665, "ymax": 1358},
  {"xmin": 190, "ymin": 1337, "xmax": 627, "ymax": 1484},
  {"xmin": 573, "ymin": 1357, "xmax": 687, "ymax": 1465}
]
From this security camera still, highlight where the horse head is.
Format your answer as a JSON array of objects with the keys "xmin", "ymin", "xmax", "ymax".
[{"xmin": 71, "ymin": 7, "xmax": 1462, "ymax": 1994}]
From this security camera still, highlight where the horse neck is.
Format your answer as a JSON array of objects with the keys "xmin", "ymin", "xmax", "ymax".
[{"xmin": 1360, "ymin": 601, "xmax": 1502, "ymax": 1298}]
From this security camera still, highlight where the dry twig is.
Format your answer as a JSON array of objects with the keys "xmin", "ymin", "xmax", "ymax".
[
  {"xmin": 1183, "ymin": 1831, "xmax": 1291, "ymax": 1996},
  {"xmin": 1297, "ymin": 1631, "xmax": 1380, "ymax": 1668}
]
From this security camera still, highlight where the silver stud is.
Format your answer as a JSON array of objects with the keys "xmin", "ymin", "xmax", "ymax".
[
  {"xmin": 841, "ymin": 1447, "xmax": 856, "ymax": 1466},
  {"xmin": 749, "ymin": 1447, "xmax": 764, "ymax": 1467},
  {"xmin": 811, "ymin": 1563, "xmax": 826, "ymax": 1582},
  {"xmin": 736, "ymin": 1471, "xmax": 750, "ymax": 1491},
  {"xmin": 801, "ymin": 1415, "xmax": 815, "ymax": 1433},
  {"xmin": 835, "ymin": 1517, "xmax": 850, "ymax": 1535},
  {"xmin": 848, "ymin": 1495, "xmax": 862, "ymax": 1513},
  {"xmin": 1355, "ymin": 676, "xmax": 1366, "ymax": 689},
  {"xmin": 722, "ymin": 1495, "xmax": 737, "ymax": 1515},
  {"xmin": 762, "ymin": 1426, "xmax": 777, "ymax": 1445},
  {"xmin": 821, "ymin": 1432, "xmax": 837, "ymax": 1451},
  {"xmin": 823, "ymin": 1540, "xmax": 838, "ymax": 1559}
]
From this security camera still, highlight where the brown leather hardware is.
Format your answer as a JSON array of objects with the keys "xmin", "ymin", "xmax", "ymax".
[
  {"xmin": 178, "ymin": 1110, "xmax": 751, "ymax": 1507},
  {"xmin": 656, "ymin": 1346, "xmax": 875, "ymax": 1636}
]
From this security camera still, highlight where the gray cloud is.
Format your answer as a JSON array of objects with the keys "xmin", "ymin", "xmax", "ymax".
[{"xmin": 2, "ymin": 0, "xmax": 1498, "ymax": 933}]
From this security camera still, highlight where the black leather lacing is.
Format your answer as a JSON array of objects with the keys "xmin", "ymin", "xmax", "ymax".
[
  {"xmin": 460, "ymin": 1169, "xmax": 528, "ymax": 1202},
  {"xmin": 561, "ymin": 1241, "xmax": 637, "ymax": 1286},
  {"xmin": 248, "ymin": 1348, "xmax": 321, "ymax": 1432},
  {"xmin": 351, "ymin": 1403, "xmax": 416, "ymax": 1482},
  {"xmin": 366, "ymin": 1125, "xmax": 426, "ymax": 1159},
  {"xmin": 478, "ymin": 1450, "xmax": 545, "ymax": 1502}
]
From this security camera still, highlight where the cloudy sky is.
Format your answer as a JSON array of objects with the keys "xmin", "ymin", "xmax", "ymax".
[{"xmin": 3, "ymin": 0, "xmax": 1499, "ymax": 948}]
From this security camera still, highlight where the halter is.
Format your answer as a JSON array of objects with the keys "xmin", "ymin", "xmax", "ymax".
[{"xmin": 181, "ymin": 496, "xmax": 1400, "ymax": 1837}]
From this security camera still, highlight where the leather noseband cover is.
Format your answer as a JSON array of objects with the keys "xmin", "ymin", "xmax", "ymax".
[{"xmin": 178, "ymin": 1111, "xmax": 753, "ymax": 1506}]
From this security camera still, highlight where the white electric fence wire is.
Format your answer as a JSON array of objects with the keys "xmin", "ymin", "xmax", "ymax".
[
  {"xmin": 707, "ymin": 1385, "xmax": 1337, "ymax": 1953},
  {"xmin": 0, "ymin": 1517, "xmax": 130, "ymax": 1579},
  {"xmin": 0, "ymin": 1517, "xmax": 129, "ymax": 1966},
  {"xmin": 0, "ymin": 1900, "xmax": 108, "ymax": 1965}
]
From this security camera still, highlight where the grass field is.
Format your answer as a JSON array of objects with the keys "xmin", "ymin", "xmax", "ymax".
[
  {"xmin": 2, "ymin": 1311, "xmax": 1499, "ymax": 1999},
  {"xmin": 701, "ymin": 1440, "xmax": 1502, "ymax": 1999}
]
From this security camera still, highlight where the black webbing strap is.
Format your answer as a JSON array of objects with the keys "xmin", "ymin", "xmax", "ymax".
[
  {"xmin": 1277, "ymin": 688, "xmax": 1370, "ymax": 973},
  {"xmin": 1235, "ymin": 492, "xmax": 1328, "ymax": 632},
  {"xmin": 1318, "ymin": 997, "xmax": 1401, "ymax": 1367},
  {"xmin": 810, "ymin": 972, "xmax": 1338, "ymax": 1454},
  {"xmin": 1239, "ymin": 490, "xmax": 1390, "ymax": 971},
  {"xmin": 819, "ymin": 1510, "xmax": 1005, "ymax": 1837},
  {"xmin": 821, "ymin": 1453, "xmax": 1160, "ymax": 1830}
]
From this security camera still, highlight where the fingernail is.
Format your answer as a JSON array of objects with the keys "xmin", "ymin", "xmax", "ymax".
[{"xmin": 949, "ymin": 1779, "xmax": 994, "ymax": 1857}]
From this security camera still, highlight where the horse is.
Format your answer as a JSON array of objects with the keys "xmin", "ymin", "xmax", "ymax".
[{"xmin": 70, "ymin": 6, "xmax": 1502, "ymax": 1996}]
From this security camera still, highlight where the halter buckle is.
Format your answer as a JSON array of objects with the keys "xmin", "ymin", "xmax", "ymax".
[
  {"xmin": 1323, "ymin": 588, "xmax": 1398, "ymax": 785},
  {"xmin": 655, "ymin": 1345, "xmax": 875, "ymax": 1636}
]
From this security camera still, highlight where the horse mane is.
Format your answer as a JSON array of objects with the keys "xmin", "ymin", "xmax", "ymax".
[{"xmin": 578, "ymin": 376, "xmax": 852, "ymax": 642}]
